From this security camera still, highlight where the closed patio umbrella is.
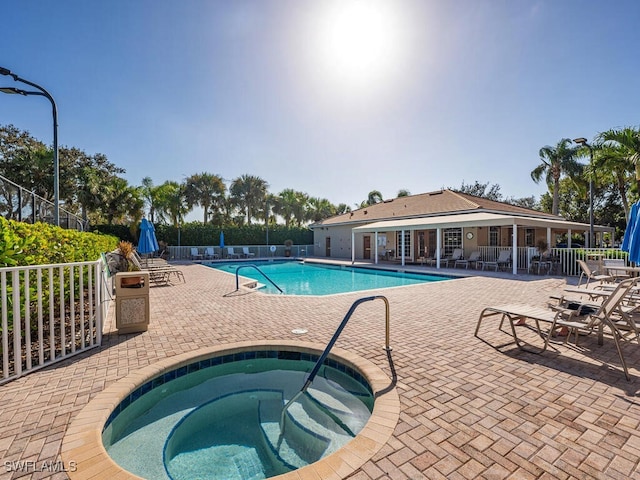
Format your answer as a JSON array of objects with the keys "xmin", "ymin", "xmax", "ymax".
[
  {"xmin": 138, "ymin": 218, "xmax": 159, "ymax": 255},
  {"xmin": 622, "ymin": 201, "xmax": 640, "ymax": 263},
  {"xmin": 219, "ymin": 231, "xmax": 225, "ymax": 250}
]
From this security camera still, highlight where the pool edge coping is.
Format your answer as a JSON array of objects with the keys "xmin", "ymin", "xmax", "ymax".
[{"xmin": 61, "ymin": 340, "xmax": 400, "ymax": 480}]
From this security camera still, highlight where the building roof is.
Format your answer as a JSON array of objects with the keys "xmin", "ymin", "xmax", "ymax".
[
  {"xmin": 352, "ymin": 212, "xmax": 601, "ymax": 232},
  {"xmin": 312, "ymin": 189, "xmax": 563, "ymax": 228}
]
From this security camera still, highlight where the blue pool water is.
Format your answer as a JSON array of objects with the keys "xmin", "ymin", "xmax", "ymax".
[
  {"xmin": 208, "ymin": 261, "xmax": 451, "ymax": 295},
  {"xmin": 103, "ymin": 351, "xmax": 373, "ymax": 480}
]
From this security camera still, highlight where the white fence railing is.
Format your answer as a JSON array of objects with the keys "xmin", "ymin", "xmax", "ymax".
[
  {"xmin": 0, "ymin": 259, "xmax": 109, "ymax": 385},
  {"xmin": 478, "ymin": 246, "xmax": 629, "ymax": 275},
  {"xmin": 168, "ymin": 244, "xmax": 316, "ymax": 260}
]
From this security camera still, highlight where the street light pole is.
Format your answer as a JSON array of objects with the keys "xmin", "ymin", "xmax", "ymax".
[
  {"xmin": 573, "ymin": 137, "xmax": 594, "ymax": 248},
  {"xmin": 1, "ymin": 67, "xmax": 59, "ymax": 226}
]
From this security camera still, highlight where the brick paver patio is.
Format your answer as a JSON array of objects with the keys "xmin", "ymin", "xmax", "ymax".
[{"xmin": 2, "ymin": 261, "xmax": 640, "ymax": 479}]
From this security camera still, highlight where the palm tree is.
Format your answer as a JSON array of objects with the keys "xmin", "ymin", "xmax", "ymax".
[
  {"xmin": 101, "ymin": 177, "xmax": 144, "ymax": 224},
  {"xmin": 531, "ymin": 138, "xmax": 583, "ymax": 215},
  {"xmin": 596, "ymin": 126, "xmax": 640, "ymax": 211},
  {"xmin": 229, "ymin": 174, "xmax": 268, "ymax": 225},
  {"xmin": 272, "ymin": 189, "xmax": 298, "ymax": 227},
  {"xmin": 397, "ymin": 189, "xmax": 411, "ymax": 197},
  {"xmin": 184, "ymin": 172, "xmax": 226, "ymax": 224},
  {"xmin": 154, "ymin": 181, "xmax": 188, "ymax": 226},
  {"xmin": 591, "ymin": 142, "xmax": 634, "ymax": 222},
  {"xmin": 307, "ymin": 197, "xmax": 336, "ymax": 223},
  {"xmin": 367, "ymin": 190, "xmax": 383, "ymax": 205}
]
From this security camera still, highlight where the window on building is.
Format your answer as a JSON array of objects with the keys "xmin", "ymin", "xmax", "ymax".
[
  {"xmin": 443, "ymin": 228, "xmax": 462, "ymax": 256},
  {"xmin": 396, "ymin": 231, "xmax": 411, "ymax": 258},
  {"xmin": 525, "ymin": 228, "xmax": 535, "ymax": 247},
  {"xmin": 489, "ymin": 227, "xmax": 500, "ymax": 246}
]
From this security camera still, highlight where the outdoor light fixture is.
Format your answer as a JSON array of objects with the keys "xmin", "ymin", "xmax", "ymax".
[
  {"xmin": 573, "ymin": 137, "xmax": 594, "ymax": 248},
  {"xmin": 0, "ymin": 66, "xmax": 59, "ymax": 226}
]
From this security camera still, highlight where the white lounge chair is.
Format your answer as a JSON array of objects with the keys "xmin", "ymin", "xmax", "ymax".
[
  {"xmin": 242, "ymin": 247, "xmax": 255, "ymax": 258},
  {"xmin": 480, "ymin": 250, "xmax": 511, "ymax": 271},
  {"xmin": 190, "ymin": 247, "xmax": 203, "ymax": 260},
  {"xmin": 442, "ymin": 248, "xmax": 463, "ymax": 267},
  {"xmin": 454, "ymin": 251, "xmax": 481, "ymax": 269},
  {"xmin": 227, "ymin": 247, "xmax": 240, "ymax": 259},
  {"xmin": 204, "ymin": 247, "xmax": 219, "ymax": 260}
]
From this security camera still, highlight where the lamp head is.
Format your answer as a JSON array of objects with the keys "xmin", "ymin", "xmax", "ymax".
[
  {"xmin": 0, "ymin": 67, "xmax": 11, "ymax": 76},
  {"xmin": 573, "ymin": 137, "xmax": 588, "ymax": 145},
  {"xmin": 0, "ymin": 87, "xmax": 26, "ymax": 95}
]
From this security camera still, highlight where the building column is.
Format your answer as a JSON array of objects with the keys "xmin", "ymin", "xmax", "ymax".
[
  {"xmin": 351, "ymin": 230, "xmax": 355, "ymax": 264},
  {"xmin": 512, "ymin": 223, "xmax": 518, "ymax": 275},
  {"xmin": 436, "ymin": 227, "xmax": 442, "ymax": 268}
]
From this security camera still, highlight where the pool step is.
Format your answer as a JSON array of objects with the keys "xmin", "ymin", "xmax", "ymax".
[{"xmin": 259, "ymin": 391, "xmax": 359, "ymax": 468}]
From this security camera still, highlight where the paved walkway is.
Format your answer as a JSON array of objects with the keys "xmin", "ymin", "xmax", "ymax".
[{"xmin": 2, "ymin": 261, "xmax": 640, "ymax": 479}]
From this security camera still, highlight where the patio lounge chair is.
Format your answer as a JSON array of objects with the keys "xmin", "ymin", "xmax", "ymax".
[
  {"xmin": 480, "ymin": 250, "xmax": 511, "ymax": 271},
  {"xmin": 190, "ymin": 247, "xmax": 203, "ymax": 260},
  {"xmin": 227, "ymin": 247, "xmax": 240, "ymax": 259},
  {"xmin": 604, "ymin": 258, "xmax": 631, "ymax": 282},
  {"xmin": 454, "ymin": 251, "xmax": 481, "ymax": 269},
  {"xmin": 134, "ymin": 252, "xmax": 186, "ymax": 285},
  {"xmin": 475, "ymin": 277, "xmax": 638, "ymax": 380},
  {"xmin": 442, "ymin": 248, "xmax": 463, "ymax": 268},
  {"xmin": 242, "ymin": 247, "xmax": 255, "ymax": 258},
  {"xmin": 204, "ymin": 247, "xmax": 219, "ymax": 260},
  {"xmin": 577, "ymin": 259, "xmax": 614, "ymax": 287}
]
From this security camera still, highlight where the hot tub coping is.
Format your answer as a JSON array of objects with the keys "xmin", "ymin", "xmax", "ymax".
[{"xmin": 61, "ymin": 340, "xmax": 400, "ymax": 480}]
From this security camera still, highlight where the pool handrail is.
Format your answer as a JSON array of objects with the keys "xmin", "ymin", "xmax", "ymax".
[
  {"xmin": 235, "ymin": 264, "xmax": 283, "ymax": 293},
  {"xmin": 279, "ymin": 295, "xmax": 391, "ymax": 435}
]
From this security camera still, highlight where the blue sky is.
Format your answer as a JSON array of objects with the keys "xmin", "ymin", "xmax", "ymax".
[{"xmin": 1, "ymin": 0, "xmax": 639, "ymax": 220}]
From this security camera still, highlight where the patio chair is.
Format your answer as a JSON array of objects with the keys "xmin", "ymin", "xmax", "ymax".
[
  {"xmin": 204, "ymin": 247, "xmax": 219, "ymax": 260},
  {"xmin": 190, "ymin": 247, "xmax": 203, "ymax": 260},
  {"xmin": 480, "ymin": 250, "xmax": 511, "ymax": 271},
  {"xmin": 475, "ymin": 277, "xmax": 638, "ymax": 380},
  {"xmin": 242, "ymin": 247, "xmax": 255, "ymax": 258},
  {"xmin": 454, "ymin": 251, "xmax": 481, "ymax": 269},
  {"xmin": 227, "ymin": 247, "xmax": 241, "ymax": 259},
  {"xmin": 442, "ymin": 248, "xmax": 463, "ymax": 267},
  {"xmin": 604, "ymin": 258, "xmax": 631, "ymax": 282},
  {"xmin": 577, "ymin": 259, "xmax": 614, "ymax": 287}
]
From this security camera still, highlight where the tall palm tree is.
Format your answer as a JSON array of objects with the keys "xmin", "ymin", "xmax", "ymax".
[
  {"xmin": 184, "ymin": 172, "xmax": 226, "ymax": 224},
  {"xmin": 591, "ymin": 142, "xmax": 634, "ymax": 222},
  {"xmin": 141, "ymin": 177, "xmax": 158, "ymax": 223},
  {"xmin": 272, "ymin": 189, "xmax": 298, "ymax": 227},
  {"xmin": 154, "ymin": 181, "xmax": 188, "ymax": 226},
  {"xmin": 531, "ymin": 138, "xmax": 583, "ymax": 215},
  {"xmin": 229, "ymin": 174, "xmax": 268, "ymax": 225},
  {"xmin": 307, "ymin": 197, "xmax": 336, "ymax": 223},
  {"xmin": 596, "ymin": 126, "xmax": 640, "ymax": 201}
]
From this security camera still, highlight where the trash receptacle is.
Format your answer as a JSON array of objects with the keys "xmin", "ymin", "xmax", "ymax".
[{"xmin": 115, "ymin": 271, "xmax": 150, "ymax": 333}]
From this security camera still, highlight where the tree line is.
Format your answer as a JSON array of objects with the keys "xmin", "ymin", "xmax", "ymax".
[{"xmin": 1, "ymin": 123, "xmax": 638, "ymax": 239}]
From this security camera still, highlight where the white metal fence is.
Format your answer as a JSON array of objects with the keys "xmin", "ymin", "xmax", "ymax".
[
  {"xmin": 0, "ymin": 259, "xmax": 109, "ymax": 384},
  {"xmin": 168, "ymin": 244, "xmax": 316, "ymax": 260},
  {"xmin": 478, "ymin": 246, "xmax": 628, "ymax": 275}
]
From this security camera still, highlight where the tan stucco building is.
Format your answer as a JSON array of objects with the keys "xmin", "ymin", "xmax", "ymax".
[{"xmin": 310, "ymin": 189, "xmax": 613, "ymax": 274}]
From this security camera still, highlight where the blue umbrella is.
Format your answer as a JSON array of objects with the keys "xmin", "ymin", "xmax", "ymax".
[
  {"xmin": 624, "ymin": 202, "xmax": 640, "ymax": 263},
  {"xmin": 219, "ymin": 231, "xmax": 225, "ymax": 250},
  {"xmin": 622, "ymin": 201, "xmax": 639, "ymax": 252},
  {"xmin": 138, "ymin": 218, "xmax": 159, "ymax": 255}
]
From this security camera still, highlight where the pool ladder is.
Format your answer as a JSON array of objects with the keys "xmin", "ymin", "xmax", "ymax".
[
  {"xmin": 235, "ymin": 264, "xmax": 283, "ymax": 293},
  {"xmin": 279, "ymin": 295, "xmax": 392, "ymax": 436}
]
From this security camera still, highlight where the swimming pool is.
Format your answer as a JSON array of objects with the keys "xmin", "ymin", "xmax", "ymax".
[
  {"xmin": 208, "ymin": 261, "xmax": 451, "ymax": 295},
  {"xmin": 103, "ymin": 350, "xmax": 373, "ymax": 479}
]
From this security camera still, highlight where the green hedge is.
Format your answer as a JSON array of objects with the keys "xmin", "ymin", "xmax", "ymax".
[
  {"xmin": 1, "ymin": 218, "xmax": 119, "ymax": 267},
  {"xmin": 92, "ymin": 222, "xmax": 313, "ymax": 247}
]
